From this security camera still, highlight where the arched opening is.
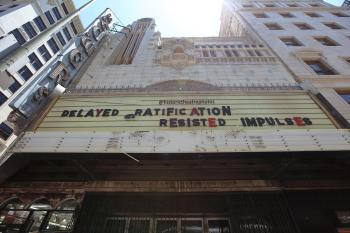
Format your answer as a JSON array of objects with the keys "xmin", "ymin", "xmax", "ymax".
[
  {"xmin": 0, "ymin": 197, "xmax": 29, "ymax": 232},
  {"xmin": 174, "ymin": 46, "xmax": 185, "ymax": 54},
  {"xmin": 45, "ymin": 199, "xmax": 79, "ymax": 231},
  {"xmin": 0, "ymin": 197, "xmax": 24, "ymax": 209},
  {"xmin": 27, "ymin": 197, "xmax": 53, "ymax": 210},
  {"xmin": 27, "ymin": 198, "xmax": 53, "ymax": 233},
  {"xmin": 57, "ymin": 198, "xmax": 80, "ymax": 210}
]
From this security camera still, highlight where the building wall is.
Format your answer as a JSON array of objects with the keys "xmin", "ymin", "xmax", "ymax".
[
  {"xmin": 75, "ymin": 18, "xmax": 297, "ymax": 91},
  {"xmin": 220, "ymin": 0, "xmax": 350, "ymax": 127},
  {"xmin": 0, "ymin": 0, "xmax": 84, "ymax": 154}
]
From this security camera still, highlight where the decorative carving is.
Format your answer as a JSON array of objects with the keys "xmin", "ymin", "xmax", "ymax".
[
  {"xmin": 155, "ymin": 38, "xmax": 196, "ymax": 70},
  {"xmin": 293, "ymin": 48, "xmax": 323, "ymax": 59}
]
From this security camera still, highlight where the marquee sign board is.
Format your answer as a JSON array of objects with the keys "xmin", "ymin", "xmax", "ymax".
[{"xmin": 37, "ymin": 92, "xmax": 335, "ymax": 131}]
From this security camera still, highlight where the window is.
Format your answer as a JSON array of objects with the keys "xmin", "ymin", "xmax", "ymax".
[
  {"xmin": 0, "ymin": 92, "xmax": 8, "ymax": 106},
  {"xmin": 8, "ymin": 4, "xmax": 18, "ymax": 8},
  {"xmin": 52, "ymin": 7, "xmax": 62, "ymax": 20},
  {"xmin": 254, "ymin": 13, "xmax": 268, "ymax": 18},
  {"xmin": 38, "ymin": 45, "xmax": 51, "ymax": 62},
  {"xmin": 287, "ymin": 3, "xmax": 298, "ymax": 7},
  {"xmin": 28, "ymin": 53, "xmax": 43, "ymax": 70},
  {"xmin": 45, "ymin": 11, "xmax": 55, "ymax": 25},
  {"xmin": 8, "ymin": 79, "xmax": 21, "ymax": 93},
  {"xmin": 202, "ymin": 50, "xmax": 209, "ymax": 57},
  {"xmin": 280, "ymin": 12, "xmax": 295, "ymax": 18},
  {"xmin": 232, "ymin": 50, "xmax": 240, "ymax": 57},
  {"xmin": 294, "ymin": 23, "xmax": 313, "ymax": 30},
  {"xmin": 33, "ymin": 16, "xmax": 47, "ymax": 32},
  {"xmin": 264, "ymin": 23, "xmax": 283, "ymax": 30},
  {"xmin": 18, "ymin": 65, "xmax": 33, "ymax": 81},
  {"xmin": 70, "ymin": 22, "xmax": 78, "ymax": 34},
  {"xmin": 305, "ymin": 60, "xmax": 337, "ymax": 75},
  {"xmin": 47, "ymin": 38, "xmax": 59, "ymax": 53},
  {"xmin": 22, "ymin": 22, "xmax": 37, "ymax": 38},
  {"xmin": 309, "ymin": 3, "xmax": 321, "ymax": 7},
  {"xmin": 247, "ymin": 50, "xmax": 255, "ymax": 56},
  {"xmin": 208, "ymin": 220, "xmax": 231, "ymax": 233},
  {"xmin": 344, "ymin": 57, "xmax": 350, "ymax": 65},
  {"xmin": 323, "ymin": 22, "xmax": 344, "ymax": 29},
  {"xmin": 280, "ymin": 37, "xmax": 303, "ymax": 46},
  {"xmin": 255, "ymin": 50, "xmax": 263, "ymax": 56},
  {"xmin": 11, "ymin": 29, "xmax": 26, "ymax": 45},
  {"xmin": 332, "ymin": 12, "xmax": 349, "ymax": 17},
  {"xmin": 339, "ymin": 94, "xmax": 350, "ymax": 104},
  {"xmin": 305, "ymin": 12, "xmax": 321, "ymax": 17},
  {"xmin": 61, "ymin": 3, "xmax": 69, "ymax": 15},
  {"xmin": 242, "ymin": 4, "xmax": 253, "ymax": 7},
  {"xmin": 225, "ymin": 50, "xmax": 232, "ymax": 57},
  {"xmin": 264, "ymin": 3, "xmax": 276, "ymax": 7},
  {"xmin": 313, "ymin": 36, "xmax": 339, "ymax": 46},
  {"xmin": 63, "ymin": 27, "xmax": 72, "ymax": 41},
  {"xmin": 210, "ymin": 50, "xmax": 216, "ymax": 57},
  {"xmin": 56, "ymin": 32, "xmax": 66, "ymax": 46},
  {"xmin": 0, "ymin": 122, "xmax": 13, "ymax": 140}
]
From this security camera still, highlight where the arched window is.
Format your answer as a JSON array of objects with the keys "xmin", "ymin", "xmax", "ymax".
[
  {"xmin": 27, "ymin": 198, "xmax": 53, "ymax": 233},
  {"xmin": 174, "ymin": 46, "xmax": 184, "ymax": 54},
  {"xmin": 45, "ymin": 199, "xmax": 79, "ymax": 231},
  {"xmin": 0, "ymin": 197, "xmax": 29, "ymax": 232},
  {"xmin": 0, "ymin": 197, "xmax": 24, "ymax": 209},
  {"xmin": 57, "ymin": 198, "xmax": 80, "ymax": 210}
]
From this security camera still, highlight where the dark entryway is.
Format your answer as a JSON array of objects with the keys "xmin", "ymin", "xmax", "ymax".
[{"xmin": 75, "ymin": 192, "xmax": 299, "ymax": 233}]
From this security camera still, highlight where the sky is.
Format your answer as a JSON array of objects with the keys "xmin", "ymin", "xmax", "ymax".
[{"xmin": 73, "ymin": 0, "xmax": 344, "ymax": 37}]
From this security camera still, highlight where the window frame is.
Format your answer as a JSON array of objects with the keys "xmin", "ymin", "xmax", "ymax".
[
  {"xmin": 61, "ymin": 2, "xmax": 69, "ymax": 15},
  {"xmin": 38, "ymin": 45, "xmax": 52, "ymax": 62},
  {"xmin": 279, "ymin": 12, "xmax": 295, "ymax": 18},
  {"xmin": 264, "ymin": 23, "xmax": 283, "ymax": 30},
  {"xmin": 18, "ymin": 65, "xmax": 33, "ymax": 81},
  {"xmin": 0, "ymin": 122, "xmax": 13, "ymax": 141},
  {"xmin": 47, "ymin": 38, "xmax": 60, "ymax": 54},
  {"xmin": 280, "ymin": 37, "xmax": 303, "ymax": 47},
  {"xmin": 52, "ymin": 7, "xmax": 62, "ymax": 20},
  {"xmin": 313, "ymin": 36, "xmax": 340, "ymax": 46},
  {"xmin": 305, "ymin": 12, "xmax": 321, "ymax": 17},
  {"xmin": 63, "ymin": 27, "xmax": 72, "ymax": 41},
  {"xmin": 56, "ymin": 31, "xmax": 66, "ymax": 46},
  {"xmin": 294, "ymin": 23, "xmax": 314, "ymax": 30},
  {"xmin": 0, "ymin": 92, "xmax": 8, "ymax": 107},
  {"xmin": 253, "ymin": 13, "xmax": 268, "ymax": 18},
  {"xmin": 304, "ymin": 59, "xmax": 338, "ymax": 75},
  {"xmin": 323, "ymin": 22, "xmax": 344, "ymax": 30},
  {"xmin": 8, "ymin": 79, "xmax": 21, "ymax": 94},
  {"xmin": 11, "ymin": 28, "xmax": 26, "ymax": 45},
  {"xmin": 45, "ymin": 11, "xmax": 55, "ymax": 25},
  {"xmin": 28, "ymin": 52, "xmax": 43, "ymax": 70},
  {"xmin": 33, "ymin": 16, "xmax": 47, "ymax": 32},
  {"xmin": 22, "ymin": 22, "xmax": 37, "ymax": 38}
]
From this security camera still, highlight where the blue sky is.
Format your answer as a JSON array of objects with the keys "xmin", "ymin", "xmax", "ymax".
[{"xmin": 73, "ymin": 0, "xmax": 344, "ymax": 37}]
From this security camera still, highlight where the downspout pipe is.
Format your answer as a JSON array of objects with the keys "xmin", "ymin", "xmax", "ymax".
[{"xmin": 0, "ymin": 0, "xmax": 97, "ymax": 72}]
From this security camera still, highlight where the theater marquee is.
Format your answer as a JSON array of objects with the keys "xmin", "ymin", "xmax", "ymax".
[{"xmin": 37, "ymin": 92, "xmax": 335, "ymax": 131}]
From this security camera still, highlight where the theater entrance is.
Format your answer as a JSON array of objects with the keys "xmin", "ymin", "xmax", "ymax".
[{"xmin": 75, "ymin": 192, "xmax": 299, "ymax": 233}]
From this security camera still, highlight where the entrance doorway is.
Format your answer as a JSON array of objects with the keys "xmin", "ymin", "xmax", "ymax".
[
  {"xmin": 104, "ymin": 217, "xmax": 231, "ymax": 233},
  {"xmin": 75, "ymin": 192, "xmax": 298, "ymax": 233}
]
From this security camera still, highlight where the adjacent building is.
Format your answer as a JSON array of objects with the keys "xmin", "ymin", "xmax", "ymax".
[
  {"xmin": 0, "ymin": 1, "xmax": 350, "ymax": 233},
  {"xmin": 0, "ymin": 0, "xmax": 84, "ymax": 157},
  {"xmin": 220, "ymin": 0, "xmax": 350, "ymax": 126}
]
